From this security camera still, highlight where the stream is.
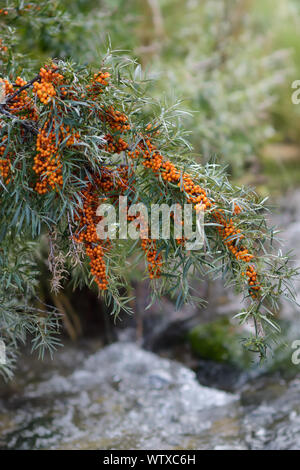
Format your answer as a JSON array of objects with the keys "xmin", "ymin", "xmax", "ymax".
[{"xmin": 0, "ymin": 341, "xmax": 300, "ymax": 450}]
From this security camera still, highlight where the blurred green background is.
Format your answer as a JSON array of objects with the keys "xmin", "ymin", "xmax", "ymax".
[{"xmin": 10, "ymin": 0, "xmax": 300, "ymax": 191}]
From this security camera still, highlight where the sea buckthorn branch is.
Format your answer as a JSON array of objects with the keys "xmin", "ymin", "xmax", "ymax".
[
  {"xmin": 0, "ymin": 74, "xmax": 40, "ymax": 184},
  {"xmin": 100, "ymin": 99, "xmax": 262, "ymax": 302},
  {"xmin": 73, "ymin": 164, "xmax": 134, "ymax": 290},
  {"xmin": 0, "ymin": 58, "xmax": 298, "ymax": 359},
  {"xmin": 95, "ymin": 81, "xmax": 298, "ymax": 353},
  {"xmin": 72, "ymin": 163, "xmax": 163, "ymax": 289}
]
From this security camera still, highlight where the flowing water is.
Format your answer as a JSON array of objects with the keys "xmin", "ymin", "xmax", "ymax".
[{"xmin": 0, "ymin": 341, "xmax": 299, "ymax": 450}]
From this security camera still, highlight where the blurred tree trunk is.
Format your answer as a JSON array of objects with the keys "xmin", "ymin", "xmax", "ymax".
[{"xmin": 135, "ymin": 0, "xmax": 165, "ymax": 65}]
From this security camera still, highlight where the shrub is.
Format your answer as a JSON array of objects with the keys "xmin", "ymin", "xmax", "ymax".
[{"xmin": 0, "ymin": 2, "xmax": 298, "ymax": 379}]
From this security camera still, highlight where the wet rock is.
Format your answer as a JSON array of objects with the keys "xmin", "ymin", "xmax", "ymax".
[
  {"xmin": 0, "ymin": 342, "xmax": 239, "ymax": 450},
  {"xmin": 241, "ymin": 375, "xmax": 300, "ymax": 450},
  {"xmin": 1, "ymin": 341, "xmax": 300, "ymax": 450},
  {"xmin": 195, "ymin": 360, "xmax": 255, "ymax": 393}
]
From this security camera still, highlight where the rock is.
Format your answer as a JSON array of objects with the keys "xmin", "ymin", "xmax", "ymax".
[
  {"xmin": 195, "ymin": 360, "xmax": 255, "ymax": 392},
  {"xmin": 268, "ymin": 190, "xmax": 300, "ymax": 319},
  {"xmin": 1, "ymin": 342, "xmax": 300, "ymax": 450},
  {"xmin": 0, "ymin": 342, "xmax": 239, "ymax": 450},
  {"xmin": 241, "ymin": 375, "xmax": 300, "ymax": 450}
]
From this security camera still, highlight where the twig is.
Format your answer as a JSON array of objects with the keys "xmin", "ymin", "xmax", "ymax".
[
  {"xmin": 0, "ymin": 106, "xmax": 38, "ymax": 134},
  {"xmin": 0, "ymin": 74, "xmax": 40, "ymax": 134},
  {"xmin": 4, "ymin": 74, "xmax": 41, "ymax": 105},
  {"xmin": 67, "ymin": 211, "xmax": 82, "ymax": 265}
]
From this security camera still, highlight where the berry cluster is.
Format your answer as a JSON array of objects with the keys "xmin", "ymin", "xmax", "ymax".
[
  {"xmin": 126, "ymin": 205, "xmax": 163, "ymax": 279},
  {"xmin": 33, "ymin": 65, "xmax": 63, "ymax": 104},
  {"xmin": 0, "ymin": 77, "xmax": 38, "ymax": 185},
  {"xmin": 32, "ymin": 63, "xmax": 80, "ymax": 193},
  {"xmin": 0, "ymin": 38, "xmax": 7, "ymax": 54},
  {"xmin": 60, "ymin": 125, "xmax": 80, "ymax": 147},
  {"xmin": 214, "ymin": 210, "xmax": 261, "ymax": 297},
  {"xmin": 214, "ymin": 211, "xmax": 252, "ymax": 261},
  {"xmin": 128, "ymin": 137, "xmax": 212, "ymax": 212},
  {"xmin": 0, "ymin": 128, "xmax": 10, "ymax": 184},
  {"xmin": 74, "ymin": 178, "xmax": 109, "ymax": 290},
  {"xmin": 0, "ymin": 157, "xmax": 10, "ymax": 182},
  {"xmin": 0, "ymin": 78, "xmax": 13, "ymax": 96},
  {"xmin": 87, "ymin": 71, "xmax": 110, "ymax": 98},
  {"xmin": 74, "ymin": 167, "xmax": 132, "ymax": 289},
  {"xmin": 93, "ymin": 71, "xmax": 110, "ymax": 86},
  {"xmin": 1, "ymin": 76, "xmax": 38, "ymax": 122},
  {"xmin": 141, "ymin": 238, "xmax": 163, "ymax": 279},
  {"xmin": 103, "ymin": 106, "xmax": 131, "ymax": 133},
  {"xmin": 104, "ymin": 134, "xmax": 128, "ymax": 154},
  {"xmin": 34, "ymin": 122, "xmax": 63, "ymax": 194},
  {"xmin": 242, "ymin": 265, "xmax": 261, "ymax": 298},
  {"xmin": 33, "ymin": 119, "xmax": 79, "ymax": 194},
  {"xmin": 233, "ymin": 203, "xmax": 242, "ymax": 215}
]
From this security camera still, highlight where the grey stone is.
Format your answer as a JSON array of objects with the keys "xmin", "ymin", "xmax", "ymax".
[{"xmin": 0, "ymin": 342, "xmax": 239, "ymax": 450}]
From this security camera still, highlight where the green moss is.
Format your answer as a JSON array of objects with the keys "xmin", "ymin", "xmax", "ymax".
[{"xmin": 187, "ymin": 317, "xmax": 252, "ymax": 369}]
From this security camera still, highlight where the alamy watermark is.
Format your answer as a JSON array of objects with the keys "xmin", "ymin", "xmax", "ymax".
[
  {"xmin": 0, "ymin": 339, "xmax": 6, "ymax": 365},
  {"xmin": 291, "ymin": 340, "xmax": 300, "ymax": 365},
  {"xmin": 95, "ymin": 196, "xmax": 205, "ymax": 251},
  {"xmin": 291, "ymin": 80, "xmax": 300, "ymax": 104}
]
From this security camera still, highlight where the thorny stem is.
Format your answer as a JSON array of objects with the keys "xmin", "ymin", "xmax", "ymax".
[
  {"xmin": 67, "ymin": 212, "xmax": 82, "ymax": 265},
  {"xmin": 0, "ymin": 75, "xmax": 41, "ymax": 134},
  {"xmin": 0, "ymin": 106, "xmax": 38, "ymax": 133},
  {"xmin": 4, "ymin": 74, "xmax": 41, "ymax": 105}
]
